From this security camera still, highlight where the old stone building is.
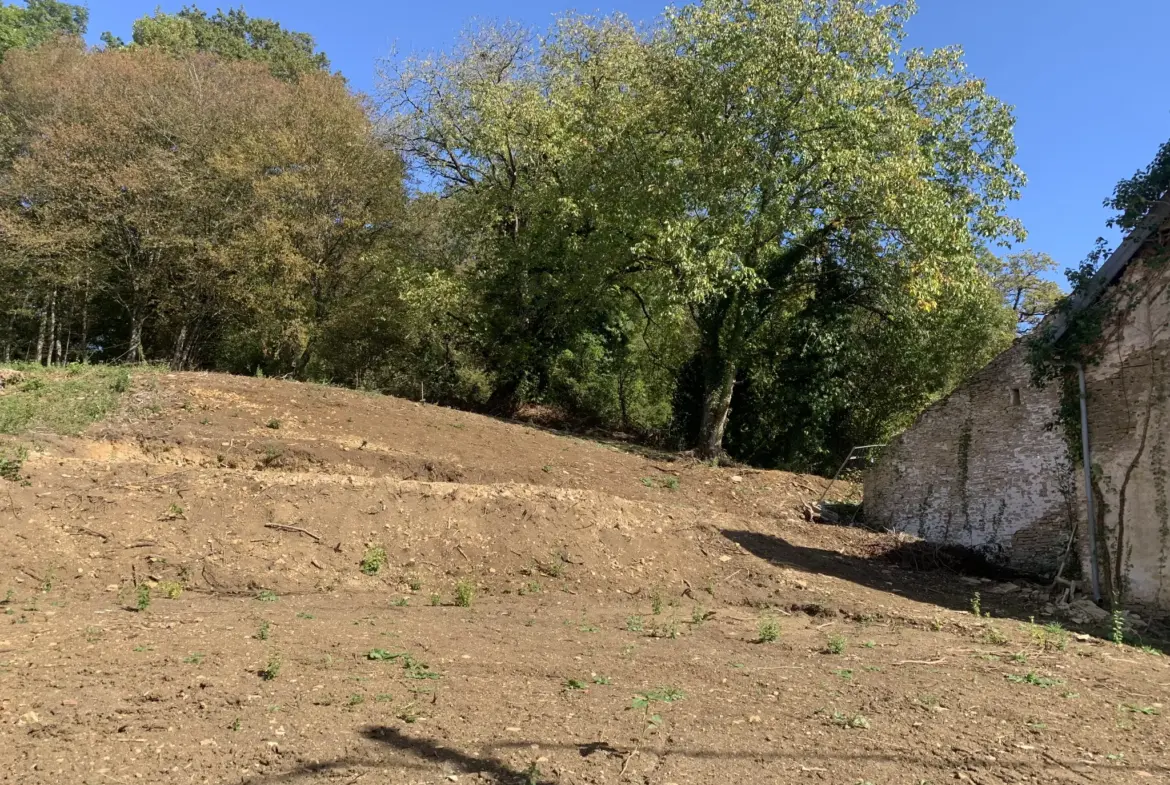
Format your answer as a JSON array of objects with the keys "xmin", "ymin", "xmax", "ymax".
[{"xmin": 866, "ymin": 198, "xmax": 1170, "ymax": 615}]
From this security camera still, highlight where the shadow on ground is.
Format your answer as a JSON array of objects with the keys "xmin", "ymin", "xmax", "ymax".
[
  {"xmin": 720, "ymin": 527, "xmax": 1170, "ymax": 650},
  {"xmin": 250, "ymin": 725, "xmax": 1113, "ymax": 784}
]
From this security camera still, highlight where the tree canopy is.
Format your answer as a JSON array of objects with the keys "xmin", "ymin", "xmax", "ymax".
[
  {"xmin": 102, "ymin": 6, "xmax": 330, "ymax": 80},
  {"xmin": 0, "ymin": 0, "xmax": 86, "ymax": 58},
  {"xmin": 0, "ymin": 40, "xmax": 401, "ymax": 371},
  {"xmin": 0, "ymin": 0, "xmax": 1062, "ymax": 474},
  {"xmin": 386, "ymin": 0, "xmax": 1026, "ymax": 458}
]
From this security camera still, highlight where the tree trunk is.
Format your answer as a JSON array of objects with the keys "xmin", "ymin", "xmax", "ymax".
[
  {"xmin": 694, "ymin": 294, "xmax": 744, "ymax": 461},
  {"xmin": 78, "ymin": 280, "xmax": 89, "ymax": 364},
  {"xmin": 34, "ymin": 294, "xmax": 47, "ymax": 365},
  {"xmin": 48, "ymin": 289, "xmax": 60, "ymax": 366},
  {"xmin": 129, "ymin": 310, "xmax": 146, "ymax": 364},
  {"xmin": 171, "ymin": 323, "xmax": 189, "ymax": 370},
  {"xmin": 697, "ymin": 351, "xmax": 736, "ymax": 460}
]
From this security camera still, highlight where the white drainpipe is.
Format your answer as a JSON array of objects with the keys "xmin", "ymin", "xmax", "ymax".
[{"xmin": 1077, "ymin": 363, "xmax": 1103, "ymax": 603}]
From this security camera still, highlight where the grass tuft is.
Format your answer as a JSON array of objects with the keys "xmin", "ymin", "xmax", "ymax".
[{"xmin": 0, "ymin": 363, "xmax": 133, "ymax": 436}]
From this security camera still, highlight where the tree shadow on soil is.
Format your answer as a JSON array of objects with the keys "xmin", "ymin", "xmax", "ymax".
[{"xmin": 253, "ymin": 725, "xmax": 1087, "ymax": 784}]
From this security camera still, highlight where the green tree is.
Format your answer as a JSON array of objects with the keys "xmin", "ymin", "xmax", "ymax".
[
  {"xmin": 387, "ymin": 1, "xmax": 1025, "ymax": 458},
  {"xmin": 1107, "ymin": 137, "xmax": 1170, "ymax": 231},
  {"xmin": 384, "ymin": 17, "xmax": 670, "ymax": 411},
  {"xmin": 640, "ymin": 0, "xmax": 1024, "ymax": 458},
  {"xmin": 105, "ymin": 6, "xmax": 330, "ymax": 81},
  {"xmin": 0, "ymin": 0, "xmax": 86, "ymax": 59},
  {"xmin": 723, "ymin": 262, "xmax": 1014, "ymax": 472},
  {"xmin": 986, "ymin": 251, "xmax": 1062, "ymax": 333}
]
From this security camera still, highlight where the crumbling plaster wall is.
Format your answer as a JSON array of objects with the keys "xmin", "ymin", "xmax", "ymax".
[{"xmin": 1080, "ymin": 234, "xmax": 1170, "ymax": 612}]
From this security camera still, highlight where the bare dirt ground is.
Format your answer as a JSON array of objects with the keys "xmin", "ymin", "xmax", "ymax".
[{"xmin": 2, "ymin": 371, "xmax": 1169, "ymax": 784}]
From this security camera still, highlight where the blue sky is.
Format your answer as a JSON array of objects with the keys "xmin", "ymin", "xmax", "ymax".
[{"xmin": 89, "ymin": 1, "xmax": 1170, "ymax": 285}]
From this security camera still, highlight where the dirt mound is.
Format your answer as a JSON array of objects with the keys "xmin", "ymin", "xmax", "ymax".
[{"xmin": 2, "ymin": 371, "xmax": 1168, "ymax": 785}]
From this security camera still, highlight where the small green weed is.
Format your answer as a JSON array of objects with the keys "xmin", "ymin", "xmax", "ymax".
[
  {"xmin": 455, "ymin": 579, "xmax": 475, "ymax": 607},
  {"xmin": 392, "ymin": 597, "xmax": 409, "ymax": 607},
  {"xmin": 829, "ymin": 711, "xmax": 870, "ymax": 729},
  {"xmin": 256, "ymin": 589, "xmax": 278, "ymax": 602},
  {"xmin": 402, "ymin": 654, "xmax": 440, "ymax": 680},
  {"xmin": 256, "ymin": 621, "xmax": 271, "ymax": 640},
  {"xmin": 834, "ymin": 669, "xmax": 854, "ymax": 681},
  {"xmin": 626, "ymin": 615, "xmax": 644, "ymax": 632},
  {"xmin": 261, "ymin": 655, "xmax": 281, "ymax": 681},
  {"xmin": 230, "ymin": 717, "xmax": 241, "ymax": 731},
  {"xmin": 296, "ymin": 612, "xmax": 315, "ymax": 619},
  {"xmin": 983, "ymin": 626, "xmax": 1010, "ymax": 645},
  {"xmin": 650, "ymin": 588, "xmax": 664, "ymax": 616},
  {"xmin": 266, "ymin": 419, "xmax": 281, "ymax": 429},
  {"xmin": 630, "ymin": 687, "xmax": 684, "ymax": 735},
  {"xmin": 664, "ymin": 476, "xmax": 680, "ymax": 490},
  {"xmin": 757, "ymin": 616, "xmax": 780, "ymax": 643},
  {"xmin": 825, "ymin": 634, "xmax": 847, "ymax": 654},
  {"xmin": 1006, "ymin": 672, "xmax": 1062, "ymax": 688},
  {"xmin": 430, "ymin": 593, "xmax": 442, "ymax": 606},
  {"xmin": 1121, "ymin": 704, "xmax": 1160, "ymax": 715},
  {"xmin": 564, "ymin": 678, "xmax": 587, "ymax": 691},
  {"xmin": 158, "ymin": 581, "xmax": 183, "ymax": 599},
  {"xmin": 347, "ymin": 694, "xmax": 365, "ymax": 707},
  {"xmin": 183, "ymin": 652, "xmax": 205, "ymax": 664},
  {"xmin": 592, "ymin": 675, "xmax": 612, "ymax": 685},
  {"xmin": 360, "ymin": 546, "xmax": 388, "ymax": 576},
  {"xmin": 408, "ymin": 578, "xmax": 422, "ymax": 592},
  {"xmin": 367, "ymin": 648, "xmax": 397, "ymax": 661},
  {"xmin": 134, "ymin": 584, "xmax": 151, "ymax": 612},
  {"xmin": 1029, "ymin": 621, "xmax": 1068, "ymax": 652},
  {"xmin": 1112, "ymin": 607, "xmax": 1126, "ymax": 646},
  {"xmin": 970, "ymin": 591, "xmax": 982, "ymax": 617}
]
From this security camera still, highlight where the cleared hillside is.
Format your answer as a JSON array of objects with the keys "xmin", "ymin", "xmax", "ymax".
[{"xmin": 0, "ymin": 370, "xmax": 1166, "ymax": 785}]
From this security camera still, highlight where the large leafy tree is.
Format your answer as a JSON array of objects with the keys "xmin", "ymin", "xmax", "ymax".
[
  {"xmin": 641, "ymin": 0, "xmax": 1024, "ymax": 458},
  {"xmin": 0, "ymin": 42, "xmax": 400, "ymax": 367},
  {"xmin": 0, "ymin": 0, "xmax": 86, "ymax": 59},
  {"xmin": 387, "ymin": 0, "xmax": 1025, "ymax": 458},
  {"xmin": 385, "ymin": 18, "xmax": 672, "ymax": 409}
]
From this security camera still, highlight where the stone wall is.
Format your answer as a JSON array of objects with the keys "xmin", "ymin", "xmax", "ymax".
[
  {"xmin": 866, "ymin": 216, "xmax": 1170, "ymax": 616},
  {"xmin": 865, "ymin": 341, "xmax": 1076, "ymax": 576},
  {"xmin": 1080, "ymin": 228, "xmax": 1170, "ymax": 612}
]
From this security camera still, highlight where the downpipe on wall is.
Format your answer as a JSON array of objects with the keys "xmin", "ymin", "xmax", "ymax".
[{"xmin": 1078, "ymin": 363, "xmax": 1103, "ymax": 603}]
